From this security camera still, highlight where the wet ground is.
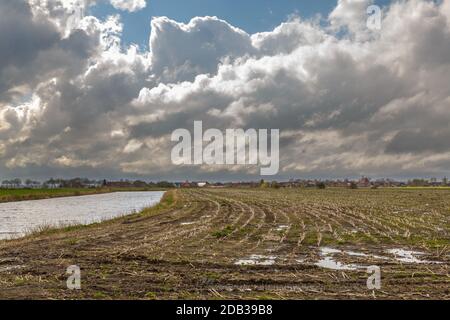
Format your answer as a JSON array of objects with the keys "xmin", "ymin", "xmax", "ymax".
[{"xmin": 0, "ymin": 188, "xmax": 448, "ymax": 299}]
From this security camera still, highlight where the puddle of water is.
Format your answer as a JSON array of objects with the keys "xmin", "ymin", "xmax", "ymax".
[
  {"xmin": 180, "ymin": 222, "xmax": 196, "ymax": 226},
  {"xmin": 343, "ymin": 250, "xmax": 391, "ymax": 261},
  {"xmin": 275, "ymin": 225, "xmax": 289, "ymax": 232},
  {"xmin": 386, "ymin": 248, "xmax": 441, "ymax": 264},
  {"xmin": 315, "ymin": 257, "xmax": 360, "ymax": 271},
  {"xmin": 314, "ymin": 247, "xmax": 362, "ymax": 271},
  {"xmin": 345, "ymin": 250, "xmax": 369, "ymax": 257},
  {"xmin": 235, "ymin": 255, "xmax": 276, "ymax": 266},
  {"xmin": 315, "ymin": 247, "xmax": 442, "ymax": 268},
  {"xmin": 321, "ymin": 247, "xmax": 341, "ymax": 255}
]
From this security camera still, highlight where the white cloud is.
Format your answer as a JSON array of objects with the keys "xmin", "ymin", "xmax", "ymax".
[
  {"xmin": 329, "ymin": 0, "xmax": 373, "ymax": 35},
  {"xmin": 110, "ymin": 0, "xmax": 146, "ymax": 12},
  {"xmin": 149, "ymin": 16, "xmax": 254, "ymax": 82}
]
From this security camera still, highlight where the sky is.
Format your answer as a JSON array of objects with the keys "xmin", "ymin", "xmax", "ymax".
[
  {"xmin": 90, "ymin": 0, "xmax": 340, "ymax": 49},
  {"xmin": 1, "ymin": 0, "xmax": 450, "ymax": 181},
  {"xmin": 90, "ymin": 0, "xmax": 393, "ymax": 48}
]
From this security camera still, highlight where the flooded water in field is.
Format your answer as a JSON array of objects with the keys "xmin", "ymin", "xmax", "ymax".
[
  {"xmin": 386, "ymin": 248, "xmax": 442, "ymax": 264},
  {"xmin": 315, "ymin": 247, "xmax": 362, "ymax": 271},
  {"xmin": 235, "ymin": 255, "xmax": 277, "ymax": 266},
  {"xmin": 0, "ymin": 191, "xmax": 164, "ymax": 240}
]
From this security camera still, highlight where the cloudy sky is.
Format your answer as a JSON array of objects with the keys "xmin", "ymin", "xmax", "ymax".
[{"xmin": 1, "ymin": 0, "xmax": 450, "ymax": 181}]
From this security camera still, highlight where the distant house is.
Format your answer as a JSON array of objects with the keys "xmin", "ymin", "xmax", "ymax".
[
  {"xmin": 181, "ymin": 181, "xmax": 194, "ymax": 188},
  {"xmin": 197, "ymin": 182, "xmax": 208, "ymax": 188},
  {"xmin": 357, "ymin": 177, "xmax": 371, "ymax": 188}
]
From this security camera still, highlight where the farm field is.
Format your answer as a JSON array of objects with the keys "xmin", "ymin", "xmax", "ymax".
[{"xmin": 0, "ymin": 188, "xmax": 448, "ymax": 299}]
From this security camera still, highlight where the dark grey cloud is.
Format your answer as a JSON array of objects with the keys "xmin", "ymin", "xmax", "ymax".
[
  {"xmin": 386, "ymin": 129, "xmax": 450, "ymax": 154},
  {"xmin": 0, "ymin": 0, "xmax": 59, "ymax": 102}
]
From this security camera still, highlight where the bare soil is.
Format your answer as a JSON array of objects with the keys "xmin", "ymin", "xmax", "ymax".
[{"xmin": 0, "ymin": 188, "xmax": 448, "ymax": 300}]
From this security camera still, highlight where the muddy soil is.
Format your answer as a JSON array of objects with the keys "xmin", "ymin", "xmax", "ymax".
[{"xmin": 0, "ymin": 188, "xmax": 448, "ymax": 300}]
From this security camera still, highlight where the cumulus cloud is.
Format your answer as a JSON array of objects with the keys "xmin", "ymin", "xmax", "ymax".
[
  {"xmin": 1, "ymin": 0, "xmax": 450, "ymax": 180},
  {"xmin": 110, "ymin": 0, "xmax": 146, "ymax": 12},
  {"xmin": 329, "ymin": 0, "xmax": 373, "ymax": 35},
  {"xmin": 149, "ymin": 16, "xmax": 255, "ymax": 82}
]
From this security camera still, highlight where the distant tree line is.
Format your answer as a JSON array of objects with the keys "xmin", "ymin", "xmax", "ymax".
[{"xmin": 1, "ymin": 178, "xmax": 176, "ymax": 189}]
